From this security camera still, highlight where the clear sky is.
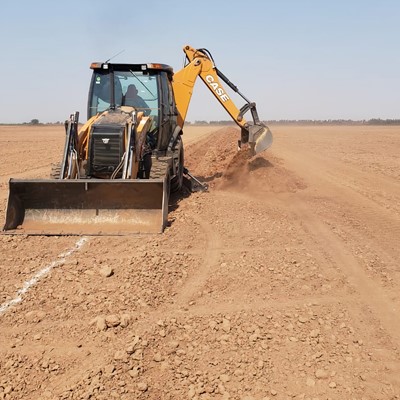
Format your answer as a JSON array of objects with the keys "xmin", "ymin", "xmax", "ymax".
[{"xmin": 1, "ymin": 0, "xmax": 399, "ymax": 123}]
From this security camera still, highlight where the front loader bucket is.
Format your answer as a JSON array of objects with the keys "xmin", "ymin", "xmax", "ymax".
[{"xmin": 3, "ymin": 178, "xmax": 169, "ymax": 235}]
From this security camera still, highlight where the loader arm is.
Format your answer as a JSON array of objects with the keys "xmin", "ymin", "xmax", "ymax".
[{"xmin": 172, "ymin": 45, "xmax": 272, "ymax": 154}]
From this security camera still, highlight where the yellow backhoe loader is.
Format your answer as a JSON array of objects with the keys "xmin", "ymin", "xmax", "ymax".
[{"xmin": 3, "ymin": 45, "xmax": 272, "ymax": 235}]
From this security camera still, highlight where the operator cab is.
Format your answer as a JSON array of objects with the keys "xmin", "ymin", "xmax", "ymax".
[{"xmin": 87, "ymin": 62, "xmax": 177, "ymax": 151}]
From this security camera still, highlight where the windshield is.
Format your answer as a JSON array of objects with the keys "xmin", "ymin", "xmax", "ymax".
[{"xmin": 88, "ymin": 70, "xmax": 159, "ymax": 120}]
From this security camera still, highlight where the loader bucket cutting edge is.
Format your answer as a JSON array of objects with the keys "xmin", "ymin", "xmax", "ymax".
[
  {"xmin": 254, "ymin": 126, "xmax": 273, "ymax": 155},
  {"xmin": 3, "ymin": 179, "xmax": 169, "ymax": 235}
]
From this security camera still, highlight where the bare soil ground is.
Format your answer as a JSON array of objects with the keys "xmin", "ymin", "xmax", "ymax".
[{"xmin": 0, "ymin": 124, "xmax": 400, "ymax": 400}]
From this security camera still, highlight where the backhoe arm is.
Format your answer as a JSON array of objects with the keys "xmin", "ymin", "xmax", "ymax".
[{"xmin": 172, "ymin": 45, "xmax": 272, "ymax": 154}]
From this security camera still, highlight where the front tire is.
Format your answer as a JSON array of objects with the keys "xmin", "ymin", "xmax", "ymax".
[
  {"xmin": 138, "ymin": 153, "xmax": 152, "ymax": 179},
  {"xmin": 170, "ymin": 143, "xmax": 184, "ymax": 193}
]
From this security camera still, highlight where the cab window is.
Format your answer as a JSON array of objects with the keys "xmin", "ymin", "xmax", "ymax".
[{"xmin": 88, "ymin": 70, "xmax": 159, "ymax": 121}]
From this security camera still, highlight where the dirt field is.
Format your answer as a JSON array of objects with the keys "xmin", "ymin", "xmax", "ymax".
[{"xmin": 0, "ymin": 124, "xmax": 400, "ymax": 400}]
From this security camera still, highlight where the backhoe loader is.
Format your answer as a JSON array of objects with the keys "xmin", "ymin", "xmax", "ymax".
[{"xmin": 3, "ymin": 45, "xmax": 272, "ymax": 235}]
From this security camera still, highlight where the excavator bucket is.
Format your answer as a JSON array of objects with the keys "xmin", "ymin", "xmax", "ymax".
[
  {"xmin": 3, "ymin": 178, "xmax": 169, "ymax": 235},
  {"xmin": 251, "ymin": 124, "xmax": 273, "ymax": 155}
]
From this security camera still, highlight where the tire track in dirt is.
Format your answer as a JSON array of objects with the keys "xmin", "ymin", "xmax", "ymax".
[
  {"xmin": 322, "ymin": 155, "xmax": 400, "ymax": 205},
  {"xmin": 321, "ymin": 172, "xmax": 400, "ymax": 255},
  {"xmin": 182, "ymin": 294, "xmax": 351, "ymax": 317},
  {"xmin": 334, "ymin": 220, "xmax": 399, "ymax": 282},
  {"xmin": 278, "ymin": 147, "xmax": 400, "ymax": 266},
  {"xmin": 280, "ymin": 195, "xmax": 400, "ymax": 347},
  {"xmin": 215, "ymin": 138, "xmax": 400, "ymax": 348},
  {"xmin": 172, "ymin": 214, "xmax": 222, "ymax": 307}
]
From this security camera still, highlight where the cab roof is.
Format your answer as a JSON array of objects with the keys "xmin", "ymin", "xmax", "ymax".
[{"xmin": 90, "ymin": 62, "xmax": 174, "ymax": 75}]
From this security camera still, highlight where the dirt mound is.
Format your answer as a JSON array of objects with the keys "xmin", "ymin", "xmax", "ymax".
[
  {"xmin": 184, "ymin": 126, "xmax": 306, "ymax": 193},
  {"xmin": 184, "ymin": 127, "xmax": 238, "ymax": 183}
]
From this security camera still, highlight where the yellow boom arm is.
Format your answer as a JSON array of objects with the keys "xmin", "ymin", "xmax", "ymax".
[{"xmin": 172, "ymin": 45, "xmax": 272, "ymax": 154}]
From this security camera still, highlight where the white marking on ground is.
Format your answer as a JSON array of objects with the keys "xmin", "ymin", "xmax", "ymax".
[{"xmin": 0, "ymin": 237, "xmax": 88, "ymax": 315}]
